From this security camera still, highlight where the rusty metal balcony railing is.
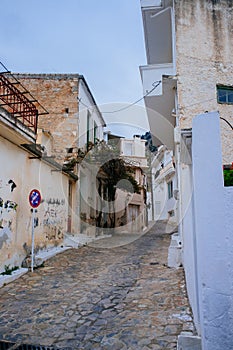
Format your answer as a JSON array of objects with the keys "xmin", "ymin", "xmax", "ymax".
[{"xmin": 0, "ymin": 73, "xmax": 38, "ymax": 134}]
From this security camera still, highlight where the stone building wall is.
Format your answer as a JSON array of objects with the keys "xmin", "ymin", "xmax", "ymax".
[
  {"xmin": 175, "ymin": 0, "xmax": 233, "ymax": 163},
  {"xmin": 14, "ymin": 74, "xmax": 80, "ymax": 163}
]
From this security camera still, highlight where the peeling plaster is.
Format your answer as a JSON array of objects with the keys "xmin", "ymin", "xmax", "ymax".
[
  {"xmin": 0, "ymin": 179, "xmax": 18, "ymax": 250},
  {"xmin": 43, "ymin": 198, "xmax": 66, "ymax": 241}
]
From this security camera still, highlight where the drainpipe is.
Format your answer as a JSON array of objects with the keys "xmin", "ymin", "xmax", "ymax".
[
  {"xmin": 149, "ymin": 152, "xmax": 155, "ymax": 221},
  {"xmin": 174, "ymin": 92, "xmax": 183, "ymax": 245}
]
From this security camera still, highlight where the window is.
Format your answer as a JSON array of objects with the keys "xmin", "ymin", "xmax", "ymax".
[
  {"xmin": 124, "ymin": 142, "xmax": 133, "ymax": 156},
  {"xmin": 217, "ymin": 85, "xmax": 233, "ymax": 104},
  {"xmin": 67, "ymin": 147, "xmax": 73, "ymax": 154},
  {"xmin": 94, "ymin": 122, "xmax": 98, "ymax": 144},
  {"xmin": 86, "ymin": 110, "xmax": 90, "ymax": 145},
  {"xmin": 167, "ymin": 181, "xmax": 173, "ymax": 199}
]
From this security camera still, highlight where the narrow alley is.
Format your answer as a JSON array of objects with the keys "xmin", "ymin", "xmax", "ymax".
[{"xmin": 0, "ymin": 224, "xmax": 194, "ymax": 350}]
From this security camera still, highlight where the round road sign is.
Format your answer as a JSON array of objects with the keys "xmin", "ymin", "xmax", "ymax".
[{"xmin": 29, "ymin": 189, "xmax": 42, "ymax": 208}]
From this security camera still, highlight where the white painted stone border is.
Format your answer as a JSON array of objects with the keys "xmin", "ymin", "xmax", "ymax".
[
  {"xmin": 36, "ymin": 245, "xmax": 71, "ymax": 261},
  {"xmin": 0, "ymin": 246, "xmax": 71, "ymax": 288},
  {"xmin": 0, "ymin": 268, "xmax": 28, "ymax": 288},
  {"xmin": 177, "ymin": 332, "xmax": 202, "ymax": 350}
]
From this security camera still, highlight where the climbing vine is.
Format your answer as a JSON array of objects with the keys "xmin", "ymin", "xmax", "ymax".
[
  {"xmin": 63, "ymin": 140, "xmax": 142, "ymax": 229},
  {"xmin": 63, "ymin": 139, "xmax": 141, "ymax": 196}
]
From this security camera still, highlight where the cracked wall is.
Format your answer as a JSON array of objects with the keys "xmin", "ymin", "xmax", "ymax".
[
  {"xmin": 13, "ymin": 74, "xmax": 80, "ymax": 163},
  {"xmin": 175, "ymin": 0, "xmax": 233, "ymax": 163},
  {"xmin": 0, "ymin": 134, "xmax": 69, "ymax": 272}
]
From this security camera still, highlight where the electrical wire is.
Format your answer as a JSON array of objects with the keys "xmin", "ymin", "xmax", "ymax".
[
  {"xmin": 181, "ymin": 95, "xmax": 233, "ymax": 130},
  {"xmin": 0, "ymin": 61, "xmax": 49, "ymax": 115},
  {"xmin": 77, "ymin": 97, "xmax": 94, "ymax": 110},
  {"xmin": 78, "ymin": 81, "xmax": 233, "ymax": 115},
  {"xmin": 78, "ymin": 81, "xmax": 162, "ymax": 114},
  {"xmin": 220, "ymin": 117, "xmax": 233, "ymax": 131},
  {"xmin": 2, "ymin": 59, "xmax": 232, "ymax": 130},
  {"xmin": 182, "ymin": 97, "xmax": 216, "ymax": 109},
  {"xmin": 182, "ymin": 92, "xmax": 233, "ymax": 110},
  {"xmin": 102, "ymin": 81, "xmax": 162, "ymax": 114}
]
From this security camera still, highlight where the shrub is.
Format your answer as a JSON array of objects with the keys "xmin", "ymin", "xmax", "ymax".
[{"xmin": 224, "ymin": 169, "xmax": 233, "ymax": 187}]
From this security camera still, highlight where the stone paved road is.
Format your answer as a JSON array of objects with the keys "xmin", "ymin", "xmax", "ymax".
[{"xmin": 0, "ymin": 224, "xmax": 194, "ymax": 350}]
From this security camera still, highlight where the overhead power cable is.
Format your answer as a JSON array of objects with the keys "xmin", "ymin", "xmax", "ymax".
[
  {"xmin": 182, "ymin": 91, "xmax": 233, "ymax": 110},
  {"xmin": 78, "ymin": 80, "xmax": 162, "ymax": 114}
]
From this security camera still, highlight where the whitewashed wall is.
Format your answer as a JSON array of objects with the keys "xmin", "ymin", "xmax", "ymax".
[
  {"xmin": 151, "ymin": 148, "xmax": 177, "ymax": 223},
  {"xmin": 78, "ymin": 79, "xmax": 104, "ymax": 148},
  {"xmin": 187, "ymin": 112, "xmax": 233, "ymax": 349},
  {"xmin": 0, "ymin": 135, "xmax": 69, "ymax": 272},
  {"xmin": 181, "ymin": 163, "xmax": 201, "ymax": 333}
]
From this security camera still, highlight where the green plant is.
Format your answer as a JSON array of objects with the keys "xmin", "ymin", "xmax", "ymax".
[
  {"xmin": 80, "ymin": 212, "xmax": 87, "ymax": 222},
  {"xmin": 34, "ymin": 262, "xmax": 45, "ymax": 270},
  {"xmin": 224, "ymin": 169, "xmax": 233, "ymax": 187},
  {"xmin": 88, "ymin": 140, "xmax": 140, "ymax": 192},
  {"xmin": 1, "ymin": 265, "xmax": 19, "ymax": 276}
]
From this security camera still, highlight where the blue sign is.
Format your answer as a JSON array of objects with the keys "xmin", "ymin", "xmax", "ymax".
[{"xmin": 29, "ymin": 189, "xmax": 41, "ymax": 208}]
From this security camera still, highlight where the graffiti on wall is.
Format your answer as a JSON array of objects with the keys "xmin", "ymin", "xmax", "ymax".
[
  {"xmin": 0, "ymin": 179, "xmax": 18, "ymax": 249},
  {"xmin": 43, "ymin": 198, "xmax": 66, "ymax": 241}
]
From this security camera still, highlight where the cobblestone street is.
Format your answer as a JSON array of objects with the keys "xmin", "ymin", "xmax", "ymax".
[{"xmin": 0, "ymin": 224, "xmax": 194, "ymax": 349}]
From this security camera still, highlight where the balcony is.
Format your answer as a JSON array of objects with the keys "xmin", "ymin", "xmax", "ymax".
[
  {"xmin": 140, "ymin": 74, "xmax": 176, "ymax": 150},
  {"xmin": 140, "ymin": 0, "xmax": 176, "ymax": 150},
  {"xmin": 0, "ymin": 73, "xmax": 38, "ymax": 134},
  {"xmin": 160, "ymin": 161, "xmax": 175, "ymax": 180},
  {"xmin": 0, "ymin": 106, "xmax": 36, "ymax": 144},
  {"xmin": 140, "ymin": 63, "xmax": 175, "ymax": 97},
  {"xmin": 141, "ymin": 1, "xmax": 174, "ymax": 66},
  {"xmin": 140, "ymin": 0, "xmax": 162, "ymax": 9}
]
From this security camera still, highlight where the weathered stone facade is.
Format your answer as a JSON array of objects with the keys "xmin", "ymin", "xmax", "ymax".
[
  {"xmin": 14, "ymin": 74, "xmax": 80, "ymax": 162},
  {"xmin": 14, "ymin": 73, "xmax": 106, "ymax": 236},
  {"xmin": 175, "ymin": 0, "xmax": 233, "ymax": 163}
]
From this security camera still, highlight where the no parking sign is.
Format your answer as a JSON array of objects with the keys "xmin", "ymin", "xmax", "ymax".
[
  {"xmin": 29, "ymin": 189, "xmax": 41, "ymax": 272},
  {"xmin": 29, "ymin": 189, "xmax": 41, "ymax": 208}
]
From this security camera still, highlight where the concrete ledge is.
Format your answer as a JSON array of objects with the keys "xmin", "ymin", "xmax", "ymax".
[
  {"xmin": 36, "ymin": 245, "xmax": 71, "ymax": 261},
  {"xmin": 168, "ymin": 232, "xmax": 182, "ymax": 268},
  {"xmin": 177, "ymin": 332, "xmax": 202, "ymax": 350},
  {"xmin": 64, "ymin": 233, "xmax": 112, "ymax": 248},
  {"xmin": 0, "ymin": 268, "xmax": 28, "ymax": 288}
]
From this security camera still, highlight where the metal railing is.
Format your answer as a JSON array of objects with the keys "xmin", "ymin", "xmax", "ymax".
[{"xmin": 0, "ymin": 73, "xmax": 38, "ymax": 134}]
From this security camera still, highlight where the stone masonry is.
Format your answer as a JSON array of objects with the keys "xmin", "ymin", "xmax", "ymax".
[
  {"xmin": 175, "ymin": 0, "xmax": 233, "ymax": 164},
  {"xmin": 0, "ymin": 223, "xmax": 194, "ymax": 350},
  {"xmin": 14, "ymin": 74, "xmax": 80, "ymax": 162}
]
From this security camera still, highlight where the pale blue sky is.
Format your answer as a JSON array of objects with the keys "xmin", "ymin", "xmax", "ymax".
[{"xmin": 0, "ymin": 0, "xmax": 149, "ymax": 137}]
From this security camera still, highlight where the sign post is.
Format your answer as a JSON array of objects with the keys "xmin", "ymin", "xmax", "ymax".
[
  {"xmin": 29, "ymin": 189, "xmax": 41, "ymax": 272},
  {"xmin": 31, "ymin": 207, "xmax": 35, "ymax": 272}
]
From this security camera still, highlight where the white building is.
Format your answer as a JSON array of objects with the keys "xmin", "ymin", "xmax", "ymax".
[
  {"xmin": 77, "ymin": 77, "xmax": 106, "ymax": 236},
  {"xmin": 151, "ymin": 146, "xmax": 177, "ymax": 223},
  {"xmin": 140, "ymin": 1, "xmax": 233, "ymax": 349}
]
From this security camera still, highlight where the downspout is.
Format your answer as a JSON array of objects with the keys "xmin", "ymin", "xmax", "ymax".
[
  {"xmin": 174, "ymin": 91, "xmax": 183, "ymax": 245},
  {"xmin": 149, "ymin": 152, "xmax": 155, "ymax": 221}
]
